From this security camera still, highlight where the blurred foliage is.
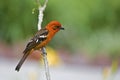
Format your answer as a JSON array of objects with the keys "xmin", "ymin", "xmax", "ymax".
[
  {"xmin": 0, "ymin": 0, "xmax": 38, "ymax": 43},
  {"xmin": 0, "ymin": 0, "xmax": 120, "ymax": 57},
  {"xmin": 103, "ymin": 59, "xmax": 118, "ymax": 80}
]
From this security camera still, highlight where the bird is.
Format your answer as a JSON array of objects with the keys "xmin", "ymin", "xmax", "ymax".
[{"xmin": 15, "ymin": 21, "xmax": 64, "ymax": 72}]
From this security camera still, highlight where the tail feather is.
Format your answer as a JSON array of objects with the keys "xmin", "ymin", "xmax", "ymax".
[{"xmin": 15, "ymin": 52, "xmax": 29, "ymax": 72}]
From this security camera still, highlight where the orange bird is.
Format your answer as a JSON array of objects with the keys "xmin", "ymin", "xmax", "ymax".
[{"xmin": 15, "ymin": 21, "xmax": 64, "ymax": 71}]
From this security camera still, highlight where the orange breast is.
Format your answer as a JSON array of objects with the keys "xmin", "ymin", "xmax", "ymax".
[{"xmin": 34, "ymin": 33, "xmax": 54, "ymax": 50}]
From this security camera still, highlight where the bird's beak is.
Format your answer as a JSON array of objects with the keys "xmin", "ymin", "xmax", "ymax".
[{"xmin": 60, "ymin": 27, "xmax": 64, "ymax": 30}]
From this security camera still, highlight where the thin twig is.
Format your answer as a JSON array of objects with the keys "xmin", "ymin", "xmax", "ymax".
[
  {"xmin": 37, "ymin": 0, "xmax": 48, "ymax": 30},
  {"xmin": 36, "ymin": 0, "xmax": 50, "ymax": 80},
  {"xmin": 41, "ymin": 47, "xmax": 51, "ymax": 80}
]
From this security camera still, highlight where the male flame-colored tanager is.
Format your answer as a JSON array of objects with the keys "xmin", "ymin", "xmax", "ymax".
[{"xmin": 15, "ymin": 21, "xmax": 64, "ymax": 71}]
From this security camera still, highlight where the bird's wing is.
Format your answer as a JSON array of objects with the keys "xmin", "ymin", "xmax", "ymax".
[{"xmin": 23, "ymin": 28, "xmax": 49, "ymax": 53}]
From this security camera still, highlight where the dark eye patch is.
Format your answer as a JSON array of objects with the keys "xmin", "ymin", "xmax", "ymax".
[
  {"xmin": 56, "ymin": 26, "xmax": 60, "ymax": 28},
  {"xmin": 53, "ymin": 26, "xmax": 60, "ymax": 30}
]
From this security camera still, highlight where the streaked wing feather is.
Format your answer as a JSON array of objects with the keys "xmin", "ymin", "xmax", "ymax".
[{"xmin": 23, "ymin": 29, "xmax": 48, "ymax": 53}]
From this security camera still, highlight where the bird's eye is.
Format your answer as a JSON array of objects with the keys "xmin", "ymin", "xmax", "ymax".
[
  {"xmin": 56, "ymin": 26, "xmax": 60, "ymax": 28},
  {"xmin": 53, "ymin": 26, "xmax": 60, "ymax": 30}
]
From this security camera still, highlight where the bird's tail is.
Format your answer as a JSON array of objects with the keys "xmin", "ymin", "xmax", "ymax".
[{"xmin": 15, "ymin": 52, "xmax": 30, "ymax": 72}]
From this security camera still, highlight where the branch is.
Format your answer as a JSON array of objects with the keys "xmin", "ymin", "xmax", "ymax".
[
  {"xmin": 36, "ymin": 0, "xmax": 51, "ymax": 80},
  {"xmin": 37, "ymin": 0, "xmax": 48, "ymax": 30},
  {"xmin": 41, "ymin": 47, "xmax": 51, "ymax": 80}
]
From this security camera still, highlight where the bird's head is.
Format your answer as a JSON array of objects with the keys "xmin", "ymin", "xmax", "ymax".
[{"xmin": 46, "ymin": 21, "xmax": 64, "ymax": 33}]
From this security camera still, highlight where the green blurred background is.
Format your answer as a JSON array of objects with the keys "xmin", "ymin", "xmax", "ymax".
[
  {"xmin": 1, "ymin": 0, "xmax": 120, "ymax": 58},
  {"xmin": 0, "ymin": 0, "xmax": 120, "ymax": 80}
]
